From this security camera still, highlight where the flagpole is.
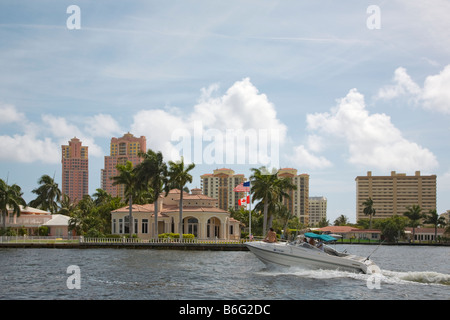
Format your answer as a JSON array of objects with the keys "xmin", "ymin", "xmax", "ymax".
[{"xmin": 248, "ymin": 181, "xmax": 251, "ymax": 241}]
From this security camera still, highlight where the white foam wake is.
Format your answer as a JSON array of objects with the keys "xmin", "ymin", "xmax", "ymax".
[{"xmin": 258, "ymin": 266, "xmax": 450, "ymax": 286}]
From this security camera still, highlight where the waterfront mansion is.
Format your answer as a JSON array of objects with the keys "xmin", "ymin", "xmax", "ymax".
[{"xmin": 111, "ymin": 188, "xmax": 242, "ymax": 240}]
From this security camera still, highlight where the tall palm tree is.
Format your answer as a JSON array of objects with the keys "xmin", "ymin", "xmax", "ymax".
[
  {"xmin": 271, "ymin": 175, "xmax": 297, "ymax": 228},
  {"xmin": 250, "ymin": 168, "xmax": 277, "ymax": 235},
  {"xmin": 135, "ymin": 149, "xmax": 168, "ymax": 239},
  {"xmin": 362, "ymin": 197, "xmax": 376, "ymax": 229},
  {"xmin": 0, "ymin": 179, "xmax": 27, "ymax": 232},
  {"xmin": 250, "ymin": 167, "xmax": 296, "ymax": 235},
  {"xmin": 167, "ymin": 157, "xmax": 195, "ymax": 240},
  {"xmin": 424, "ymin": 209, "xmax": 446, "ymax": 243},
  {"xmin": 112, "ymin": 161, "xmax": 139, "ymax": 237},
  {"xmin": 29, "ymin": 174, "xmax": 61, "ymax": 213},
  {"xmin": 403, "ymin": 204, "xmax": 424, "ymax": 243}
]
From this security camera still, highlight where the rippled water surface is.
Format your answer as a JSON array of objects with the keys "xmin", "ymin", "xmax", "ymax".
[{"xmin": 0, "ymin": 245, "xmax": 448, "ymax": 300}]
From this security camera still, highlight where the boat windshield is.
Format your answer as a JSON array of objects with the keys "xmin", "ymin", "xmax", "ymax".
[{"xmin": 288, "ymin": 240, "xmax": 348, "ymax": 257}]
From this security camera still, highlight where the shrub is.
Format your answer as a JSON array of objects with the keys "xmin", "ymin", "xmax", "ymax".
[
  {"xmin": 38, "ymin": 226, "xmax": 49, "ymax": 236},
  {"xmin": 158, "ymin": 233, "xmax": 195, "ymax": 239}
]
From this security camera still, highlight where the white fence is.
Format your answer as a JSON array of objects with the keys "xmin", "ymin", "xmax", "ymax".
[
  {"xmin": 0, "ymin": 236, "xmax": 249, "ymax": 245},
  {"xmin": 81, "ymin": 237, "xmax": 249, "ymax": 244},
  {"xmin": 0, "ymin": 236, "xmax": 80, "ymax": 243}
]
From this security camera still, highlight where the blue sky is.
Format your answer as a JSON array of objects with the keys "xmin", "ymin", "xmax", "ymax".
[{"xmin": 1, "ymin": 0, "xmax": 449, "ymax": 223}]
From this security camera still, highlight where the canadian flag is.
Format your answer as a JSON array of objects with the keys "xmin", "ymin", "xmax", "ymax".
[{"xmin": 238, "ymin": 195, "xmax": 250, "ymax": 206}]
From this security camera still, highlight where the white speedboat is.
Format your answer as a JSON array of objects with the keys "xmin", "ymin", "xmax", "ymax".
[{"xmin": 246, "ymin": 233, "xmax": 380, "ymax": 274}]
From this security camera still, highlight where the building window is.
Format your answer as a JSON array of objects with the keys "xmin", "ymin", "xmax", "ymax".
[
  {"xmin": 186, "ymin": 218, "xmax": 198, "ymax": 237},
  {"xmin": 119, "ymin": 219, "xmax": 123, "ymax": 234},
  {"xmin": 124, "ymin": 216, "xmax": 130, "ymax": 234},
  {"xmin": 113, "ymin": 219, "xmax": 116, "ymax": 233},
  {"xmin": 142, "ymin": 219, "xmax": 148, "ymax": 234}
]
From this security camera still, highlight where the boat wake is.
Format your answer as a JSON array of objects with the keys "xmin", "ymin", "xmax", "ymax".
[
  {"xmin": 382, "ymin": 270, "xmax": 450, "ymax": 286},
  {"xmin": 257, "ymin": 266, "xmax": 450, "ymax": 286}
]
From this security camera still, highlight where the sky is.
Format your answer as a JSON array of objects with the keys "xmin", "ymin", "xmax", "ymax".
[{"xmin": 1, "ymin": 0, "xmax": 449, "ymax": 223}]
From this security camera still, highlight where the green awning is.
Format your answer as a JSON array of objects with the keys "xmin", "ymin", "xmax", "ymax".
[{"xmin": 304, "ymin": 232, "xmax": 337, "ymax": 242}]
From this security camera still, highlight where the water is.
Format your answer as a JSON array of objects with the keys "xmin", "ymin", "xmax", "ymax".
[{"xmin": 0, "ymin": 245, "xmax": 448, "ymax": 300}]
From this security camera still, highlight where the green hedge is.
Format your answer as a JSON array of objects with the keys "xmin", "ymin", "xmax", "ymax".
[{"xmin": 158, "ymin": 233, "xmax": 195, "ymax": 239}]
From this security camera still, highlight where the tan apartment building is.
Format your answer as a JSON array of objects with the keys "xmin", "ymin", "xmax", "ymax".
[
  {"xmin": 200, "ymin": 168, "xmax": 246, "ymax": 211},
  {"xmin": 277, "ymin": 168, "xmax": 310, "ymax": 225},
  {"xmin": 61, "ymin": 137, "xmax": 88, "ymax": 203},
  {"xmin": 309, "ymin": 196, "xmax": 327, "ymax": 226},
  {"xmin": 101, "ymin": 133, "xmax": 146, "ymax": 199},
  {"xmin": 355, "ymin": 171, "xmax": 436, "ymax": 221}
]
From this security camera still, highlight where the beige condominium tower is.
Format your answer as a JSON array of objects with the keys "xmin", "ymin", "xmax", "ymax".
[
  {"xmin": 200, "ymin": 168, "xmax": 246, "ymax": 211},
  {"xmin": 277, "ymin": 168, "xmax": 310, "ymax": 225},
  {"xmin": 101, "ymin": 133, "xmax": 147, "ymax": 199},
  {"xmin": 309, "ymin": 196, "xmax": 327, "ymax": 226},
  {"xmin": 61, "ymin": 137, "xmax": 89, "ymax": 204},
  {"xmin": 355, "ymin": 171, "xmax": 437, "ymax": 222}
]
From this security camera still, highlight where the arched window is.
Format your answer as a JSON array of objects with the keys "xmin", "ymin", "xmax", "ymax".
[
  {"xmin": 207, "ymin": 217, "xmax": 220, "ymax": 239},
  {"xmin": 185, "ymin": 217, "xmax": 198, "ymax": 237}
]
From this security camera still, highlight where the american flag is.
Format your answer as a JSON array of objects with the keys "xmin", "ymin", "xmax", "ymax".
[{"xmin": 233, "ymin": 181, "xmax": 250, "ymax": 192}]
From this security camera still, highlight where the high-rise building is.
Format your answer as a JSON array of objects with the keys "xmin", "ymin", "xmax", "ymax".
[
  {"xmin": 101, "ymin": 133, "xmax": 146, "ymax": 199},
  {"xmin": 277, "ymin": 168, "xmax": 310, "ymax": 225},
  {"xmin": 200, "ymin": 168, "xmax": 246, "ymax": 211},
  {"xmin": 61, "ymin": 137, "xmax": 88, "ymax": 203},
  {"xmin": 309, "ymin": 196, "xmax": 327, "ymax": 226},
  {"xmin": 355, "ymin": 171, "xmax": 437, "ymax": 221}
]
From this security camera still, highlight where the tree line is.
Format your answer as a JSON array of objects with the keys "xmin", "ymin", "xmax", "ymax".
[
  {"xmin": 2, "ymin": 151, "xmax": 448, "ymax": 241},
  {"xmin": 0, "ymin": 149, "xmax": 196, "ymax": 238},
  {"xmin": 354, "ymin": 198, "xmax": 448, "ymax": 242}
]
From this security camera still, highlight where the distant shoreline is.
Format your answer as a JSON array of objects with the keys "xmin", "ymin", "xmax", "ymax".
[{"xmin": 0, "ymin": 242, "xmax": 448, "ymax": 249}]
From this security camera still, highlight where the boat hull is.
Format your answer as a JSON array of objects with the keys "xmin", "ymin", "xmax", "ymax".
[{"xmin": 246, "ymin": 241, "xmax": 378, "ymax": 274}]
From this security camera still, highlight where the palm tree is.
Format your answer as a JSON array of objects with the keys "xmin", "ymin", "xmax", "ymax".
[
  {"xmin": 0, "ymin": 179, "xmax": 27, "ymax": 232},
  {"xmin": 92, "ymin": 188, "xmax": 111, "ymax": 206},
  {"xmin": 250, "ymin": 168, "xmax": 278, "ymax": 235},
  {"xmin": 250, "ymin": 167, "xmax": 296, "ymax": 235},
  {"xmin": 403, "ymin": 204, "xmax": 424, "ymax": 243},
  {"xmin": 112, "ymin": 161, "xmax": 139, "ymax": 237},
  {"xmin": 29, "ymin": 174, "xmax": 61, "ymax": 213},
  {"xmin": 167, "ymin": 157, "xmax": 195, "ymax": 240},
  {"xmin": 424, "ymin": 209, "xmax": 446, "ymax": 243},
  {"xmin": 334, "ymin": 214, "xmax": 349, "ymax": 226},
  {"xmin": 58, "ymin": 194, "xmax": 77, "ymax": 216},
  {"xmin": 268, "ymin": 176, "xmax": 297, "ymax": 229},
  {"xmin": 69, "ymin": 195, "xmax": 96, "ymax": 236},
  {"xmin": 362, "ymin": 197, "xmax": 376, "ymax": 229},
  {"xmin": 135, "ymin": 149, "xmax": 168, "ymax": 239}
]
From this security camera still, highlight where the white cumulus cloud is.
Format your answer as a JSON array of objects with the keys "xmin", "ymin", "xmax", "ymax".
[
  {"xmin": 131, "ymin": 78, "xmax": 286, "ymax": 168},
  {"xmin": 377, "ymin": 65, "xmax": 450, "ymax": 115},
  {"xmin": 307, "ymin": 88, "xmax": 438, "ymax": 171},
  {"xmin": 0, "ymin": 103, "xmax": 26, "ymax": 124},
  {"xmin": 0, "ymin": 133, "xmax": 59, "ymax": 164},
  {"xmin": 288, "ymin": 145, "xmax": 332, "ymax": 169}
]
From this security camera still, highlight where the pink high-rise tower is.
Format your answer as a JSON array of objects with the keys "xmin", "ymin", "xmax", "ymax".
[
  {"xmin": 61, "ymin": 137, "xmax": 89, "ymax": 203},
  {"xmin": 101, "ymin": 132, "xmax": 147, "ymax": 199}
]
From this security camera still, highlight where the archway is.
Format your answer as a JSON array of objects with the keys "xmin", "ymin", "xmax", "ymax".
[
  {"xmin": 183, "ymin": 217, "xmax": 198, "ymax": 237},
  {"xmin": 207, "ymin": 217, "xmax": 221, "ymax": 239}
]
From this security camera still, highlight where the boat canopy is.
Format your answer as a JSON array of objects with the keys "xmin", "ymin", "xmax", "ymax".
[{"xmin": 304, "ymin": 232, "xmax": 337, "ymax": 242}]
